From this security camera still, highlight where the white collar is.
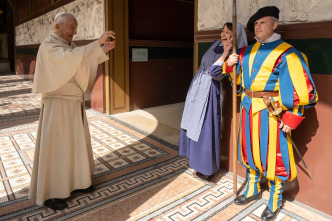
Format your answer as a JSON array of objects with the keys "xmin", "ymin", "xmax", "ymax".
[
  {"xmin": 51, "ymin": 33, "xmax": 72, "ymax": 46},
  {"xmin": 255, "ymin": 33, "xmax": 281, "ymax": 43}
]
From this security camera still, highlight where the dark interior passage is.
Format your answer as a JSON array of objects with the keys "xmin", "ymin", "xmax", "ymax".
[{"xmin": 128, "ymin": 0, "xmax": 194, "ymax": 110}]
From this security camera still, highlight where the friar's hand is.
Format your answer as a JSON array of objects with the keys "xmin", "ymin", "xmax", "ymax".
[
  {"xmin": 98, "ymin": 31, "xmax": 116, "ymax": 45},
  {"xmin": 103, "ymin": 40, "xmax": 116, "ymax": 53}
]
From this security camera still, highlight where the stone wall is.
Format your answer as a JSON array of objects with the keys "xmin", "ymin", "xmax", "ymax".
[
  {"xmin": 15, "ymin": 0, "xmax": 104, "ymax": 46},
  {"xmin": 198, "ymin": 0, "xmax": 332, "ymax": 31}
]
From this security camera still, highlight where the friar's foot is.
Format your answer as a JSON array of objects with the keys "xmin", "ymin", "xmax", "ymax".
[
  {"xmin": 44, "ymin": 198, "xmax": 68, "ymax": 210},
  {"xmin": 261, "ymin": 206, "xmax": 281, "ymax": 221},
  {"xmin": 234, "ymin": 193, "xmax": 261, "ymax": 205},
  {"xmin": 71, "ymin": 185, "xmax": 95, "ymax": 195}
]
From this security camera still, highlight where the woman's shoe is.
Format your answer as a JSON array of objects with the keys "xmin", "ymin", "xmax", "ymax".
[{"xmin": 192, "ymin": 170, "xmax": 204, "ymax": 178}]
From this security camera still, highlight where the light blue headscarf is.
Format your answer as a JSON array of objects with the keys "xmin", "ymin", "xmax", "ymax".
[{"xmin": 181, "ymin": 22, "xmax": 248, "ymax": 142}]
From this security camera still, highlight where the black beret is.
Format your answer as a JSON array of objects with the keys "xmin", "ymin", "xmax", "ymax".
[{"xmin": 247, "ymin": 6, "xmax": 279, "ymax": 32}]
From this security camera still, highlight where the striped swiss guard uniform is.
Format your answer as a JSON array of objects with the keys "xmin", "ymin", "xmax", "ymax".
[{"xmin": 226, "ymin": 37, "xmax": 318, "ymax": 213}]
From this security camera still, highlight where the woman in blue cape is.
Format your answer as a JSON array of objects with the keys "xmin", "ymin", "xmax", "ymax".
[{"xmin": 179, "ymin": 22, "xmax": 247, "ymax": 184}]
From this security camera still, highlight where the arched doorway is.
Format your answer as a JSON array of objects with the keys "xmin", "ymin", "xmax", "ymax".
[{"xmin": 0, "ymin": 0, "xmax": 14, "ymax": 74}]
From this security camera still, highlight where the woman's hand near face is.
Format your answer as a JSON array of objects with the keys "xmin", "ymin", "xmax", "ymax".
[
  {"xmin": 223, "ymin": 38, "xmax": 232, "ymax": 54},
  {"xmin": 217, "ymin": 39, "xmax": 233, "ymax": 62}
]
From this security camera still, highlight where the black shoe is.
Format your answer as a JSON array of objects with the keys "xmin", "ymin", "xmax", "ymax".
[
  {"xmin": 203, "ymin": 171, "xmax": 222, "ymax": 186},
  {"xmin": 44, "ymin": 198, "xmax": 68, "ymax": 210},
  {"xmin": 234, "ymin": 193, "xmax": 261, "ymax": 205},
  {"xmin": 71, "ymin": 185, "xmax": 95, "ymax": 195},
  {"xmin": 193, "ymin": 171, "xmax": 215, "ymax": 185},
  {"xmin": 200, "ymin": 175, "xmax": 216, "ymax": 186},
  {"xmin": 261, "ymin": 206, "xmax": 281, "ymax": 221}
]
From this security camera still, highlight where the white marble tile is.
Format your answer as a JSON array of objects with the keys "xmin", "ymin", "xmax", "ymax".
[
  {"xmin": 143, "ymin": 148, "xmax": 162, "ymax": 157},
  {"xmin": 126, "ymin": 153, "xmax": 146, "ymax": 163},
  {"xmin": 108, "ymin": 158, "xmax": 129, "ymax": 168},
  {"xmin": 8, "ymin": 174, "xmax": 31, "ymax": 188},
  {"xmin": 5, "ymin": 165, "xmax": 28, "ymax": 177},
  {"xmin": 242, "ymin": 217, "xmax": 256, "ymax": 221}
]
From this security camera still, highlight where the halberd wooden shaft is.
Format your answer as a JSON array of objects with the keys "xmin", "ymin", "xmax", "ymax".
[{"xmin": 232, "ymin": 0, "xmax": 238, "ymax": 198}]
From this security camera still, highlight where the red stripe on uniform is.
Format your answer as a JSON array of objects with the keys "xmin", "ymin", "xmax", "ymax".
[
  {"xmin": 239, "ymin": 46, "xmax": 247, "ymax": 66},
  {"xmin": 276, "ymin": 120, "xmax": 288, "ymax": 177},
  {"xmin": 293, "ymin": 67, "xmax": 315, "ymax": 105},
  {"xmin": 242, "ymin": 108, "xmax": 248, "ymax": 164},
  {"xmin": 258, "ymin": 111, "xmax": 265, "ymax": 172},
  {"xmin": 249, "ymin": 107, "xmax": 257, "ymax": 168}
]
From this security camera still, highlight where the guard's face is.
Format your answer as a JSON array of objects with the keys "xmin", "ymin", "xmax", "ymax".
[
  {"xmin": 254, "ymin": 16, "xmax": 277, "ymax": 42},
  {"xmin": 220, "ymin": 25, "xmax": 232, "ymax": 45},
  {"xmin": 57, "ymin": 18, "xmax": 78, "ymax": 43}
]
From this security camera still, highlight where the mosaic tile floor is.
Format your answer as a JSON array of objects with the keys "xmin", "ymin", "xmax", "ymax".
[
  {"xmin": 0, "ymin": 75, "xmax": 41, "ymax": 128},
  {"xmin": 0, "ymin": 75, "xmax": 331, "ymax": 221}
]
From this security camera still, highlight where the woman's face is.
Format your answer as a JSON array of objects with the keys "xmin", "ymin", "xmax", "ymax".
[{"xmin": 220, "ymin": 25, "xmax": 232, "ymax": 45}]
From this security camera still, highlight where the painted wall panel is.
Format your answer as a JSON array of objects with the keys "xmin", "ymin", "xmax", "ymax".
[
  {"xmin": 15, "ymin": 0, "xmax": 105, "ymax": 46},
  {"xmin": 197, "ymin": 0, "xmax": 332, "ymax": 31}
]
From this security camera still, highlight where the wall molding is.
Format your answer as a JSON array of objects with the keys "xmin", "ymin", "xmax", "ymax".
[
  {"xmin": 129, "ymin": 40, "xmax": 193, "ymax": 48},
  {"xmin": 277, "ymin": 21, "xmax": 332, "ymax": 40},
  {"xmin": 15, "ymin": 44, "xmax": 40, "ymax": 49},
  {"xmin": 15, "ymin": 39, "xmax": 94, "ymax": 50}
]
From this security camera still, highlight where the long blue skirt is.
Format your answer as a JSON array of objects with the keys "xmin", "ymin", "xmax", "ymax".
[{"xmin": 179, "ymin": 81, "xmax": 221, "ymax": 176}]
